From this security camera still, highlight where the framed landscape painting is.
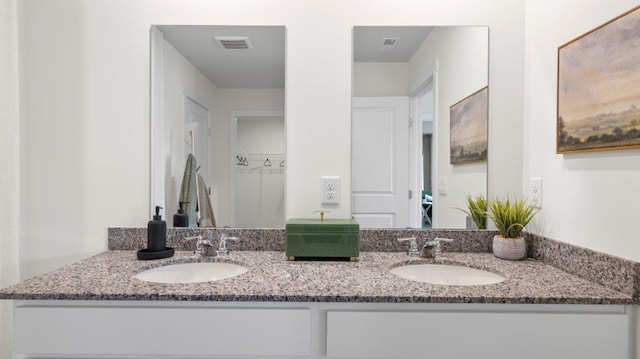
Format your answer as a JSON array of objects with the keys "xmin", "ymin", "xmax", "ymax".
[
  {"xmin": 450, "ymin": 86, "xmax": 488, "ymax": 165},
  {"xmin": 557, "ymin": 6, "xmax": 640, "ymax": 154}
]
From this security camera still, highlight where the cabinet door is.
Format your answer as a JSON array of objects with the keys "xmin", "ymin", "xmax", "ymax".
[
  {"xmin": 15, "ymin": 306, "xmax": 310, "ymax": 357},
  {"xmin": 326, "ymin": 310, "xmax": 629, "ymax": 359}
]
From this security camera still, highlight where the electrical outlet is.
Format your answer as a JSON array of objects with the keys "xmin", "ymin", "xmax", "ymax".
[
  {"xmin": 322, "ymin": 176, "xmax": 340, "ymax": 205},
  {"xmin": 529, "ymin": 178, "xmax": 542, "ymax": 208}
]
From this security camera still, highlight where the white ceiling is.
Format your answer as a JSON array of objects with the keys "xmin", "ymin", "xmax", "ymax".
[
  {"xmin": 158, "ymin": 25, "xmax": 432, "ymax": 89},
  {"xmin": 158, "ymin": 25, "xmax": 285, "ymax": 89},
  {"xmin": 354, "ymin": 27, "xmax": 433, "ymax": 62}
]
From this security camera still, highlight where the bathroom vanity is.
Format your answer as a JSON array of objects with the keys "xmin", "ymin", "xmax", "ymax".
[
  {"xmin": 12, "ymin": 300, "xmax": 631, "ymax": 358},
  {"xmin": 2, "ymin": 248, "xmax": 636, "ymax": 359}
]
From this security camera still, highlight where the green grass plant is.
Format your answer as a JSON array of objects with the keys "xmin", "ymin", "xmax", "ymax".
[
  {"xmin": 455, "ymin": 194, "xmax": 487, "ymax": 229},
  {"xmin": 487, "ymin": 197, "xmax": 538, "ymax": 239}
]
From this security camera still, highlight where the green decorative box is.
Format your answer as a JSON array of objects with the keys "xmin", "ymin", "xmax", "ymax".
[{"xmin": 286, "ymin": 218, "xmax": 360, "ymax": 261}]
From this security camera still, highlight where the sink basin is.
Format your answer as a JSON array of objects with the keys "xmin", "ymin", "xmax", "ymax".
[
  {"xmin": 390, "ymin": 264, "xmax": 505, "ymax": 286},
  {"xmin": 134, "ymin": 262, "xmax": 248, "ymax": 284}
]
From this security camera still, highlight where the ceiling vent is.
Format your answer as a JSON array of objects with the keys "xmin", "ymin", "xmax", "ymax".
[
  {"xmin": 214, "ymin": 36, "xmax": 253, "ymax": 50},
  {"xmin": 379, "ymin": 37, "xmax": 399, "ymax": 51}
]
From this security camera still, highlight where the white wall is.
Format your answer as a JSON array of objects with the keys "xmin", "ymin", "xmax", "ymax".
[
  {"xmin": 237, "ymin": 118, "xmax": 285, "ymax": 153},
  {"xmin": 524, "ymin": 0, "xmax": 640, "ymax": 262},
  {"xmin": 213, "ymin": 89, "xmax": 285, "ymax": 226},
  {"xmin": 19, "ymin": 1, "xmax": 152, "ymax": 279},
  {"xmin": 353, "ymin": 63, "xmax": 408, "ymax": 96},
  {"xmin": 162, "ymin": 38, "xmax": 218, "ymax": 222},
  {"xmin": 408, "ymin": 26, "xmax": 489, "ymax": 228},
  {"xmin": 1, "ymin": 0, "xmax": 20, "ymax": 356},
  {"xmin": 237, "ymin": 118, "xmax": 285, "ymax": 228},
  {"xmin": 14, "ymin": 0, "xmax": 525, "ymax": 278}
]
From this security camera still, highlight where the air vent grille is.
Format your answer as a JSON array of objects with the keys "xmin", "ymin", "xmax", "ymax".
[
  {"xmin": 380, "ymin": 37, "xmax": 399, "ymax": 51},
  {"xmin": 214, "ymin": 36, "xmax": 253, "ymax": 50}
]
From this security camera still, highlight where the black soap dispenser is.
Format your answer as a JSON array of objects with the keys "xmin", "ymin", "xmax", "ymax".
[
  {"xmin": 148, "ymin": 206, "xmax": 166, "ymax": 251},
  {"xmin": 173, "ymin": 202, "xmax": 189, "ymax": 227},
  {"xmin": 137, "ymin": 206, "xmax": 175, "ymax": 260}
]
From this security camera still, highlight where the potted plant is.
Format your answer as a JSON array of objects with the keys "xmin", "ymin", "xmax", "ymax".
[
  {"xmin": 487, "ymin": 197, "xmax": 538, "ymax": 260},
  {"xmin": 455, "ymin": 194, "xmax": 487, "ymax": 229}
]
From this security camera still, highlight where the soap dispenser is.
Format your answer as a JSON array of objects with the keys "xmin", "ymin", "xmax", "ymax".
[
  {"xmin": 148, "ymin": 206, "xmax": 166, "ymax": 251},
  {"xmin": 137, "ymin": 206, "xmax": 175, "ymax": 260},
  {"xmin": 173, "ymin": 202, "xmax": 189, "ymax": 227}
]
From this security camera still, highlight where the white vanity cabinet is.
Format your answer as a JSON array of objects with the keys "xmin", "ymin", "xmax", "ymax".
[
  {"xmin": 14, "ymin": 301, "xmax": 311, "ymax": 358},
  {"xmin": 325, "ymin": 307, "xmax": 632, "ymax": 359},
  {"xmin": 13, "ymin": 301, "xmax": 634, "ymax": 359}
]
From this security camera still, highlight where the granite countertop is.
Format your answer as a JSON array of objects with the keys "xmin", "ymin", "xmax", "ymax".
[{"xmin": 0, "ymin": 250, "xmax": 632, "ymax": 304}]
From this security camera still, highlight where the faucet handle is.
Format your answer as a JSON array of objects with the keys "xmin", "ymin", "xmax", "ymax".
[
  {"xmin": 185, "ymin": 235, "xmax": 205, "ymax": 254},
  {"xmin": 397, "ymin": 237, "xmax": 419, "ymax": 256},
  {"xmin": 217, "ymin": 234, "xmax": 240, "ymax": 256},
  {"xmin": 432, "ymin": 237, "xmax": 454, "ymax": 255},
  {"xmin": 220, "ymin": 226, "xmax": 241, "ymax": 240}
]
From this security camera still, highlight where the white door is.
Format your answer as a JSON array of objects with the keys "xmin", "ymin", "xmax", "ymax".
[
  {"xmin": 184, "ymin": 96, "xmax": 210, "ymax": 186},
  {"xmin": 352, "ymin": 97, "xmax": 410, "ymax": 228}
]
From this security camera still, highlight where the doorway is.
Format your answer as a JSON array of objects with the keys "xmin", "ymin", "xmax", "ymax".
[
  {"xmin": 352, "ymin": 97, "xmax": 410, "ymax": 228},
  {"xmin": 410, "ymin": 76, "xmax": 436, "ymax": 228},
  {"xmin": 229, "ymin": 111, "xmax": 285, "ymax": 228}
]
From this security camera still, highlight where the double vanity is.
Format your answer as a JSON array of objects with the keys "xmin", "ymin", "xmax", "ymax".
[
  {"xmin": 1, "ymin": 228, "xmax": 637, "ymax": 358},
  {"xmin": 132, "ymin": 257, "xmax": 506, "ymax": 286}
]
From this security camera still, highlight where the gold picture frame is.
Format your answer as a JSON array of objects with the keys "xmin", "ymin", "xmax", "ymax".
[
  {"xmin": 450, "ymin": 86, "xmax": 488, "ymax": 165},
  {"xmin": 557, "ymin": 6, "xmax": 640, "ymax": 154}
]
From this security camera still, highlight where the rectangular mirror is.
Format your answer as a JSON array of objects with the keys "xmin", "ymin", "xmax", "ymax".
[
  {"xmin": 352, "ymin": 26, "xmax": 489, "ymax": 229},
  {"xmin": 151, "ymin": 25, "xmax": 285, "ymax": 228}
]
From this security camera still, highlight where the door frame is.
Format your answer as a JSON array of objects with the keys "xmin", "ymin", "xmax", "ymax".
[
  {"xmin": 183, "ymin": 93, "xmax": 211, "ymax": 186},
  {"xmin": 150, "ymin": 26, "xmax": 164, "ymax": 214},
  {"xmin": 409, "ymin": 61, "xmax": 439, "ymax": 227},
  {"xmin": 229, "ymin": 110, "xmax": 285, "ymax": 227}
]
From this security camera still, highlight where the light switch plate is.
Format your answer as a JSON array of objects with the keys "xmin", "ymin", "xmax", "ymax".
[{"xmin": 438, "ymin": 176, "xmax": 448, "ymax": 195}]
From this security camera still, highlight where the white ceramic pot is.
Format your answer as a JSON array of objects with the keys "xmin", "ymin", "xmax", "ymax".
[{"xmin": 492, "ymin": 235, "xmax": 527, "ymax": 260}]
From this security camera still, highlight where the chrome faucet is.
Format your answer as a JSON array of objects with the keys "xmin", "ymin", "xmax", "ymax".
[
  {"xmin": 420, "ymin": 237, "xmax": 454, "ymax": 258},
  {"xmin": 217, "ymin": 229, "xmax": 239, "ymax": 256},
  {"xmin": 187, "ymin": 235, "xmax": 215, "ymax": 257}
]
